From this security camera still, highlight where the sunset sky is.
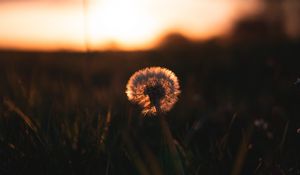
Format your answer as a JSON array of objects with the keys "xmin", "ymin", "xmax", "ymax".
[{"xmin": 0, "ymin": 0, "xmax": 260, "ymax": 51}]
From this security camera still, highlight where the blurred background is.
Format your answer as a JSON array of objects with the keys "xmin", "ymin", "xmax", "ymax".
[
  {"xmin": 0, "ymin": 0, "xmax": 300, "ymax": 51},
  {"xmin": 0, "ymin": 0, "xmax": 300, "ymax": 174}
]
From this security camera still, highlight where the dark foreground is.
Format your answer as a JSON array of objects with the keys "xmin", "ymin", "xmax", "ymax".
[{"xmin": 0, "ymin": 39, "xmax": 300, "ymax": 175}]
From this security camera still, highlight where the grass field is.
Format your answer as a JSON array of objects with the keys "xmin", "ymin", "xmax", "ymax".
[{"xmin": 0, "ymin": 39, "xmax": 300, "ymax": 175}]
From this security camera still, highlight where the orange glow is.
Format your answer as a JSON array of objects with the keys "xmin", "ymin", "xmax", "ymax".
[
  {"xmin": 87, "ymin": 0, "xmax": 161, "ymax": 50},
  {"xmin": 0, "ymin": 0, "xmax": 259, "ymax": 51},
  {"xmin": 0, "ymin": 2, "xmax": 85, "ymax": 51}
]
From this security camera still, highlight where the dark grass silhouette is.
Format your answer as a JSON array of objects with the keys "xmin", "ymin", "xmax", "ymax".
[{"xmin": 0, "ymin": 36, "xmax": 300, "ymax": 175}]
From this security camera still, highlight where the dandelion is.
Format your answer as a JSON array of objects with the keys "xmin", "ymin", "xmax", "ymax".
[
  {"xmin": 126, "ymin": 67, "xmax": 180, "ymax": 115},
  {"xmin": 126, "ymin": 67, "xmax": 184, "ymax": 174}
]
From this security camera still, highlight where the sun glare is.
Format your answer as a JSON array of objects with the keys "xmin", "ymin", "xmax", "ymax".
[
  {"xmin": 88, "ymin": 0, "xmax": 161, "ymax": 50},
  {"xmin": 0, "ymin": 0, "xmax": 260, "ymax": 51}
]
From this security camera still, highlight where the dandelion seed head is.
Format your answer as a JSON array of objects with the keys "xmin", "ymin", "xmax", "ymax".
[{"xmin": 126, "ymin": 67, "xmax": 180, "ymax": 116}]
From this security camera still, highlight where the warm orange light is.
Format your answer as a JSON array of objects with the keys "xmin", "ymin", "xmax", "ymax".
[
  {"xmin": 87, "ymin": 0, "xmax": 161, "ymax": 50},
  {"xmin": 0, "ymin": 2, "xmax": 85, "ymax": 51},
  {"xmin": 0, "ymin": 0, "xmax": 260, "ymax": 51}
]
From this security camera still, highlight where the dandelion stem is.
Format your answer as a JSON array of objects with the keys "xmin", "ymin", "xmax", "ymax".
[{"xmin": 156, "ymin": 105, "xmax": 184, "ymax": 175}]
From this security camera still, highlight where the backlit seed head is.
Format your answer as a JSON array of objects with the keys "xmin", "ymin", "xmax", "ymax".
[{"xmin": 126, "ymin": 67, "xmax": 180, "ymax": 116}]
